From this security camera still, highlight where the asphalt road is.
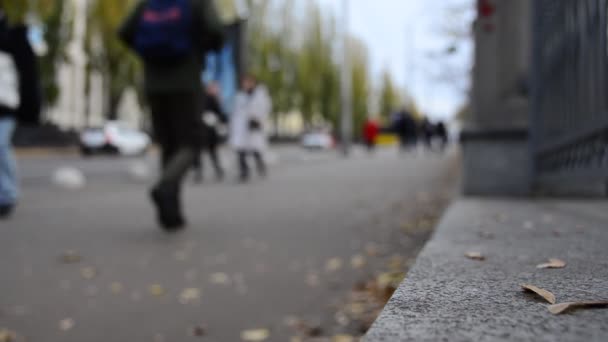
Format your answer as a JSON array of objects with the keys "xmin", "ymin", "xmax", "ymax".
[{"xmin": 1, "ymin": 147, "xmax": 459, "ymax": 341}]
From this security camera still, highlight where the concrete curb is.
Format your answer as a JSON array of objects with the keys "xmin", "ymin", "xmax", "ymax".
[{"xmin": 365, "ymin": 199, "xmax": 608, "ymax": 341}]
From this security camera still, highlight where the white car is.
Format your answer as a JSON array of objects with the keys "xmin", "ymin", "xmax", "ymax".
[
  {"xmin": 79, "ymin": 121, "xmax": 151, "ymax": 156},
  {"xmin": 301, "ymin": 131, "xmax": 335, "ymax": 150}
]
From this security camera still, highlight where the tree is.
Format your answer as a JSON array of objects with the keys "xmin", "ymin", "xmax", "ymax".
[
  {"xmin": 87, "ymin": 0, "xmax": 142, "ymax": 120},
  {"xmin": 349, "ymin": 36, "xmax": 371, "ymax": 139},
  {"xmin": 378, "ymin": 71, "xmax": 402, "ymax": 119}
]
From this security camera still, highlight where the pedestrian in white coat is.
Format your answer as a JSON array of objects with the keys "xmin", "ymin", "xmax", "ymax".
[{"xmin": 230, "ymin": 75, "xmax": 272, "ymax": 182}]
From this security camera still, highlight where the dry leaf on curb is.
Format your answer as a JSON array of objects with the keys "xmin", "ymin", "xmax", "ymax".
[
  {"xmin": 241, "ymin": 328, "xmax": 270, "ymax": 341},
  {"xmin": 59, "ymin": 318, "xmax": 75, "ymax": 331},
  {"xmin": 548, "ymin": 301, "xmax": 608, "ymax": 315},
  {"xmin": 536, "ymin": 258, "xmax": 566, "ymax": 269},
  {"xmin": 521, "ymin": 284, "xmax": 556, "ymax": 304},
  {"xmin": 149, "ymin": 284, "xmax": 166, "ymax": 297},
  {"xmin": 465, "ymin": 252, "xmax": 485, "ymax": 261}
]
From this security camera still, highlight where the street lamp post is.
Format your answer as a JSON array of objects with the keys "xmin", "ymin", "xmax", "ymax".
[{"xmin": 340, "ymin": 0, "xmax": 353, "ymax": 156}]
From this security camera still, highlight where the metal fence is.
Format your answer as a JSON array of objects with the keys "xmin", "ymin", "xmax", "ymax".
[{"xmin": 531, "ymin": 0, "xmax": 608, "ymax": 192}]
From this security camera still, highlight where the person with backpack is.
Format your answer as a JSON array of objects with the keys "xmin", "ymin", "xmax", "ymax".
[
  {"xmin": 119, "ymin": 0, "xmax": 224, "ymax": 231},
  {"xmin": 0, "ymin": 12, "xmax": 41, "ymax": 219}
]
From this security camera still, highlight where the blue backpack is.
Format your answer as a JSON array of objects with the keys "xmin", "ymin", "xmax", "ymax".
[{"xmin": 134, "ymin": 0, "xmax": 194, "ymax": 61}]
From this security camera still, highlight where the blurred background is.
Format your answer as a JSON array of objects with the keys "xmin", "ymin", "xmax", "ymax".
[{"xmin": 2, "ymin": 0, "xmax": 607, "ymax": 341}]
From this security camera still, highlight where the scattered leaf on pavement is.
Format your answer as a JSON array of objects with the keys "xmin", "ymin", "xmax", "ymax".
[
  {"xmin": 0, "ymin": 329, "xmax": 17, "ymax": 342},
  {"xmin": 59, "ymin": 318, "xmax": 75, "ymax": 331},
  {"xmin": 191, "ymin": 325, "xmax": 207, "ymax": 337},
  {"xmin": 333, "ymin": 335, "xmax": 355, "ymax": 342},
  {"xmin": 149, "ymin": 284, "xmax": 166, "ymax": 297},
  {"xmin": 536, "ymin": 258, "xmax": 566, "ymax": 269},
  {"xmin": 365, "ymin": 243, "xmax": 379, "ymax": 257},
  {"xmin": 110, "ymin": 282, "xmax": 124, "ymax": 294},
  {"xmin": 179, "ymin": 288, "xmax": 201, "ymax": 305},
  {"xmin": 521, "ymin": 284, "xmax": 556, "ymax": 304},
  {"xmin": 326, "ymin": 258, "xmax": 343, "ymax": 272},
  {"xmin": 388, "ymin": 255, "xmax": 405, "ymax": 270},
  {"xmin": 210, "ymin": 273, "xmax": 231, "ymax": 285},
  {"xmin": 351, "ymin": 255, "xmax": 366, "ymax": 269},
  {"xmin": 306, "ymin": 273, "xmax": 320, "ymax": 287},
  {"xmin": 241, "ymin": 328, "xmax": 270, "ymax": 341},
  {"xmin": 60, "ymin": 250, "xmax": 82, "ymax": 264},
  {"xmin": 465, "ymin": 252, "xmax": 485, "ymax": 261},
  {"xmin": 548, "ymin": 301, "xmax": 608, "ymax": 315},
  {"xmin": 80, "ymin": 267, "xmax": 97, "ymax": 280},
  {"xmin": 377, "ymin": 272, "xmax": 405, "ymax": 290}
]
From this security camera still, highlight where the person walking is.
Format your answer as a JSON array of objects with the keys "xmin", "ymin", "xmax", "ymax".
[
  {"xmin": 362, "ymin": 116, "xmax": 380, "ymax": 152},
  {"xmin": 392, "ymin": 109, "xmax": 417, "ymax": 152},
  {"xmin": 119, "ymin": 0, "xmax": 224, "ymax": 231},
  {"xmin": 230, "ymin": 75, "xmax": 272, "ymax": 183},
  {"xmin": 193, "ymin": 81, "xmax": 226, "ymax": 183},
  {"xmin": 0, "ymin": 12, "xmax": 41, "ymax": 219}
]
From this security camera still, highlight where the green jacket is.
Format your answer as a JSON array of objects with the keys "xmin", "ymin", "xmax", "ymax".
[{"xmin": 118, "ymin": 0, "xmax": 224, "ymax": 94}]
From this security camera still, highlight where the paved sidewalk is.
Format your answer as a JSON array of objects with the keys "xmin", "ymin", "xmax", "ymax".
[{"xmin": 366, "ymin": 199, "xmax": 608, "ymax": 342}]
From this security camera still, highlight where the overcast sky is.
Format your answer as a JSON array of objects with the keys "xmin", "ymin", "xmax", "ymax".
[{"xmin": 315, "ymin": 0, "xmax": 474, "ymax": 120}]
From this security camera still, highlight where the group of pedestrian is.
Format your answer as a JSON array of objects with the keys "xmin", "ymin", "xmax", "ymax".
[
  {"xmin": 391, "ymin": 109, "xmax": 448, "ymax": 152},
  {"xmin": 119, "ymin": 0, "xmax": 271, "ymax": 231},
  {"xmin": 0, "ymin": 0, "xmax": 272, "ymax": 232}
]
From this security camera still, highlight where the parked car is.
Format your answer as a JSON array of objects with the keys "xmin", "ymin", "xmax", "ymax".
[
  {"xmin": 79, "ymin": 121, "xmax": 151, "ymax": 156},
  {"xmin": 301, "ymin": 131, "xmax": 335, "ymax": 150}
]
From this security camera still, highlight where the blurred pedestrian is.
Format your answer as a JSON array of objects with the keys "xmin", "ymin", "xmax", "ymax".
[
  {"xmin": 0, "ymin": 12, "xmax": 41, "ymax": 219},
  {"xmin": 119, "ymin": 0, "xmax": 224, "ymax": 231},
  {"xmin": 392, "ymin": 109, "xmax": 417, "ymax": 152},
  {"xmin": 230, "ymin": 75, "xmax": 272, "ymax": 183},
  {"xmin": 420, "ymin": 117, "xmax": 434, "ymax": 149},
  {"xmin": 435, "ymin": 121, "xmax": 448, "ymax": 151},
  {"xmin": 363, "ymin": 116, "xmax": 380, "ymax": 152},
  {"xmin": 193, "ymin": 81, "xmax": 226, "ymax": 183}
]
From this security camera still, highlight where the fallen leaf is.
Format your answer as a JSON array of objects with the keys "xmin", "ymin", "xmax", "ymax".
[
  {"xmin": 191, "ymin": 325, "xmax": 207, "ymax": 337},
  {"xmin": 210, "ymin": 272, "xmax": 231, "ymax": 285},
  {"xmin": 521, "ymin": 284, "xmax": 556, "ymax": 304},
  {"xmin": 536, "ymin": 258, "xmax": 566, "ymax": 269},
  {"xmin": 388, "ymin": 255, "xmax": 404, "ymax": 270},
  {"xmin": 80, "ymin": 267, "xmax": 97, "ymax": 280},
  {"xmin": 60, "ymin": 250, "xmax": 82, "ymax": 264},
  {"xmin": 365, "ymin": 243, "xmax": 380, "ymax": 257},
  {"xmin": 326, "ymin": 258, "xmax": 343, "ymax": 272},
  {"xmin": 465, "ymin": 252, "xmax": 485, "ymax": 261},
  {"xmin": 548, "ymin": 301, "xmax": 608, "ymax": 315},
  {"xmin": 351, "ymin": 255, "xmax": 366, "ymax": 269},
  {"xmin": 149, "ymin": 284, "xmax": 166, "ymax": 297},
  {"xmin": 110, "ymin": 282, "xmax": 124, "ymax": 294},
  {"xmin": 0, "ymin": 329, "xmax": 17, "ymax": 342},
  {"xmin": 333, "ymin": 335, "xmax": 355, "ymax": 342},
  {"xmin": 306, "ymin": 273, "xmax": 320, "ymax": 287},
  {"xmin": 179, "ymin": 288, "xmax": 201, "ymax": 305},
  {"xmin": 59, "ymin": 318, "xmax": 75, "ymax": 331},
  {"xmin": 523, "ymin": 221, "xmax": 535, "ymax": 230},
  {"xmin": 241, "ymin": 328, "xmax": 270, "ymax": 341},
  {"xmin": 377, "ymin": 272, "xmax": 405, "ymax": 290}
]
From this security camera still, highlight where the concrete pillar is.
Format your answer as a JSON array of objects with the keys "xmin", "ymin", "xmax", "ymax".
[{"xmin": 462, "ymin": 0, "xmax": 532, "ymax": 196}]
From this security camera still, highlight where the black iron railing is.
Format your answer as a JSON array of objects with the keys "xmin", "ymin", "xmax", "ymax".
[{"xmin": 531, "ymin": 0, "xmax": 608, "ymax": 189}]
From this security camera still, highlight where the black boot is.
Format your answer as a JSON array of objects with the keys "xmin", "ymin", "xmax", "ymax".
[
  {"xmin": 0, "ymin": 204, "xmax": 15, "ymax": 219},
  {"xmin": 150, "ymin": 187, "xmax": 185, "ymax": 232}
]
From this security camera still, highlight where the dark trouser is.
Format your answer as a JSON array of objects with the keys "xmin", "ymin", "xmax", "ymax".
[
  {"xmin": 194, "ymin": 142, "xmax": 224, "ymax": 180},
  {"xmin": 148, "ymin": 91, "xmax": 202, "ymax": 195},
  {"xmin": 238, "ymin": 150, "xmax": 266, "ymax": 180}
]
